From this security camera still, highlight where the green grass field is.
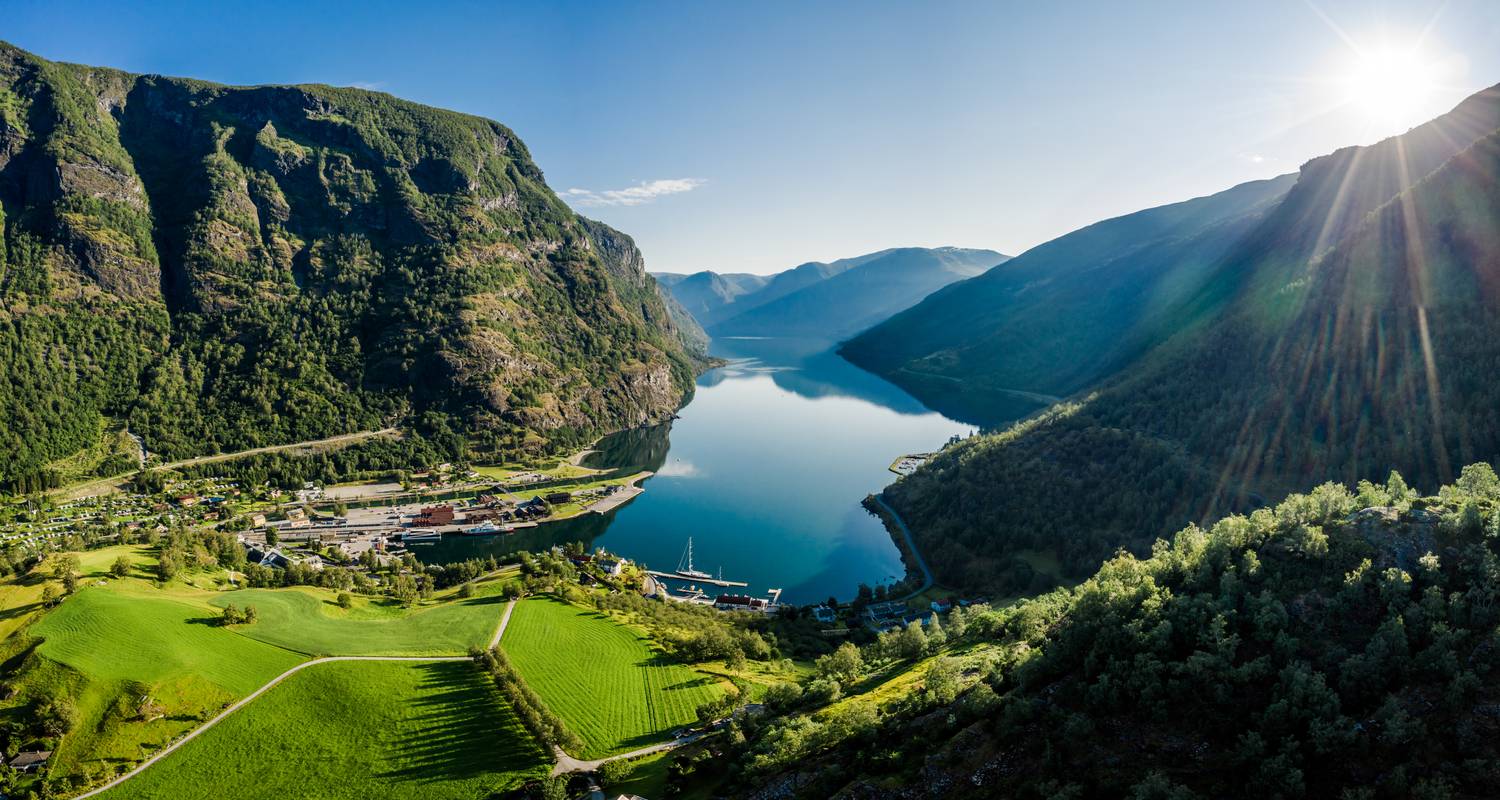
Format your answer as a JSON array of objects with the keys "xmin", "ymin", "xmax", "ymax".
[
  {"xmin": 25, "ymin": 582, "xmax": 305, "ymax": 782},
  {"xmin": 501, "ymin": 596, "xmax": 725, "ymax": 758},
  {"xmin": 101, "ymin": 660, "xmax": 549, "ymax": 800},
  {"xmin": 34, "ymin": 587, "xmax": 303, "ymax": 695},
  {"xmin": 212, "ymin": 587, "xmax": 506, "ymax": 656}
]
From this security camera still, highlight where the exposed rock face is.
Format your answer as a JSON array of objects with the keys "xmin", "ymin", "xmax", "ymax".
[{"xmin": 0, "ymin": 41, "xmax": 694, "ymax": 485}]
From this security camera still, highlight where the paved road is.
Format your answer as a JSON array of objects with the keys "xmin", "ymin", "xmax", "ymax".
[
  {"xmin": 70, "ymin": 654, "xmax": 468, "ymax": 799},
  {"xmin": 872, "ymin": 493, "xmax": 934, "ymax": 601},
  {"xmin": 551, "ymin": 733, "xmax": 702, "ymax": 777}
]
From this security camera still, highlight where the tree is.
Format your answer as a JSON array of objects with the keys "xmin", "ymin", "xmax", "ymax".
[
  {"xmin": 816, "ymin": 642, "xmax": 865, "ymax": 687},
  {"xmin": 895, "ymin": 619, "xmax": 928, "ymax": 660},
  {"xmin": 53, "ymin": 553, "xmax": 80, "ymax": 582},
  {"xmin": 110, "ymin": 555, "xmax": 132, "ymax": 578},
  {"xmin": 924, "ymin": 657, "xmax": 961, "ymax": 704},
  {"xmin": 926, "ymin": 613, "xmax": 948, "ymax": 648},
  {"xmin": 540, "ymin": 776, "xmax": 568, "ymax": 800},
  {"xmin": 948, "ymin": 604, "xmax": 969, "ymax": 638},
  {"xmin": 337, "ymin": 591, "xmax": 353, "ymax": 609},
  {"xmin": 156, "ymin": 552, "xmax": 179, "ymax": 582},
  {"xmin": 264, "ymin": 528, "xmax": 279, "ymax": 546},
  {"xmin": 244, "ymin": 605, "xmax": 259, "ymax": 624},
  {"xmin": 597, "ymin": 758, "xmax": 633, "ymax": 786},
  {"xmin": 40, "ymin": 584, "xmax": 62, "ymax": 608}
]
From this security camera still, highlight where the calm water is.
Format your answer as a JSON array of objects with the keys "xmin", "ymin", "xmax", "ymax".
[{"xmin": 422, "ymin": 337, "xmax": 971, "ymax": 603}]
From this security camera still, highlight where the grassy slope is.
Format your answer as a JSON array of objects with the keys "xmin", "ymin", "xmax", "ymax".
[
  {"xmin": 501, "ymin": 596, "xmax": 725, "ymax": 758},
  {"xmin": 212, "ymin": 585, "xmax": 506, "ymax": 656},
  {"xmin": 34, "ymin": 587, "xmax": 301, "ymax": 695},
  {"xmin": 101, "ymin": 660, "xmax": 549, "ymax": 800},
  {"xmin": 22, "ymin": 563, "xmax": 305, "ymax": 781}
]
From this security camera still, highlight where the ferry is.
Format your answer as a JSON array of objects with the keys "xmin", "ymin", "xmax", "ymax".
[
  {"xmin": 401, "ymin": 528, "xmax": 441, "ymax": 543},
  {"xmin": 463, "ymin": 520, "xmax": 511, "ymax": 536}
]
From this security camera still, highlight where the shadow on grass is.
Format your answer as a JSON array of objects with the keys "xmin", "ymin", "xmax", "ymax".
[{"xmin": 378, "ymin": 661, "xmax": 547, "ymax": 784}]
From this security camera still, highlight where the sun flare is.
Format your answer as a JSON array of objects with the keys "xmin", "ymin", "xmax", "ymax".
[{"xmin": 1338, "ymin": 39, "xmax": 1443, "ymax": 128}]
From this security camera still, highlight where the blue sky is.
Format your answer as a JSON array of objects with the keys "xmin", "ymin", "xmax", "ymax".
[{"xmin": 9, "ymin": 0, "xmax": 1500, "ymax": 273}]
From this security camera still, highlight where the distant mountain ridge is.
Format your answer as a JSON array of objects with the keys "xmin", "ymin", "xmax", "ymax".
[{"xmin": 656, "ymin": 246, "xmax": 1006, "ymax": 343}]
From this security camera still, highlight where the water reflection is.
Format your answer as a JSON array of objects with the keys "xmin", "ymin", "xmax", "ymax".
[{"xmin": 420, "ymin": 338, "xmax": 973, "ymax": 602}]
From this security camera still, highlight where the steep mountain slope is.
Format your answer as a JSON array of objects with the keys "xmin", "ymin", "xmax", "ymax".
[
  {"xmin": 731, "ymin": 469, "xmax": 1500, "ymax": 799},
  {"xmin": 882, "ymin": 83, "xmax": 1500, "ymax": 592},
  {"xmin": 711, "ymin": 246, "xmax": 1006, "ymax": 341},
  {"xmin": 840, "ymin": 175, "xmax": 1297, "ymax": 422},
  {"xmin": 0, "ymin": 42, "xmax": 694, "ymax": 491}
]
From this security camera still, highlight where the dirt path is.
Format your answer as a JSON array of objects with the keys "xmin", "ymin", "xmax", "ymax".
[
  {"xmin": 57, "ymin": 428, "xmax": 401, "ymax": 500},
  {"xmin": 70, "ymin": 654, "xmax": 468, "ymax": 799},
  {"xmin": 489, "ymin": 598, "xmax": 517, "ymax": 648}
]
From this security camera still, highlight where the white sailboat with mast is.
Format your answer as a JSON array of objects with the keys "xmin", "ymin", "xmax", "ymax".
[{"xmin": 675, "ymin": 537, "xmax": 713, "ymax": 580}]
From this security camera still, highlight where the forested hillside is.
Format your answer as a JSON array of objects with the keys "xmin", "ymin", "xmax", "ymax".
[
  {"xmin": 0, "ymin": 42, "xmax": 697, "ymax": 492},
  {"xmin": 879, "ymin": 83, "xmax": 1500, "ymax": 593},
  {"xmin": 729, "ymin": 467, "xmax": 1500, "ymax": 799}
]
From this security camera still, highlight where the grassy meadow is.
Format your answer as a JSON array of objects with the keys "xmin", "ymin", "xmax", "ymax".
[
  {"xmin": 501, "ymin": 596, "xmax": 726, "ymax": 758},
  {"xmin": 211, "ymin": 585, "xmax": 507, "ymax": 656},
  {"xmin": 100, "ymin": 660, "xmax": 549, "ymax": 800}
]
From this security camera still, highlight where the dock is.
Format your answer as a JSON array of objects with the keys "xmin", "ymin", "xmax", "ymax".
[{"xmin": 644, "ymin": 569, "xmax": 748, "ymax": 588}]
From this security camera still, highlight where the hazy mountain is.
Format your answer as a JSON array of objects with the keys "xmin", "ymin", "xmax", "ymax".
[
  {"xmin": 657, "ymin": 247, "xmax": 1004, "ymax": 343},
  {"xmin": 880, "ymin": 82, "xmax": 1500, "ymax": 594},
  {"xmin": 649, "ymin": 270, "xmax": 771, "ymax": 328},
  {"xmin": 840, "ymin": 175, "xmax": 1297, "ymax": 423},
  {"xmin": 0, "ymin": 42, "xmax": 696, "ymax": 490},
  {"xmin": 711, "ymin": 246, "xmax": 1007, "ymax": 341}
]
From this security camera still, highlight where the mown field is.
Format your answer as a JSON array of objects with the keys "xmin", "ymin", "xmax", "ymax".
[
  {"xmin": 212, "ymin": 585, "xmax": 506, "ymax": 656},
  {"xmin": 100, "ymin": 660, "xmax": 549, "ymax": 800},
  {"xmin": 501, "ymin": 596, "xmax": 725, "ymax": 758},
  {"xmin": 5, "ymin": 547, "xmax": 306, "ymax": 783},
  {"xmin": 0, "ymin": 546, "xmax": 520, "ymax": 789}
]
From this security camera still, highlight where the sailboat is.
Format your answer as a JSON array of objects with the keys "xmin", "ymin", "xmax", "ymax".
[{"xmin": 675, "ymin": 537, "xmax": 713, "ymax": 580}]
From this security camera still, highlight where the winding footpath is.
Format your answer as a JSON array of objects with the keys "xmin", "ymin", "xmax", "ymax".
[
  {"xmin": 873, "ymin": 493, "xmax": 934, "ymax": 601},
  {"xmin": 72, "ymin": 599, "xmax": 519, "ymax": 800}
]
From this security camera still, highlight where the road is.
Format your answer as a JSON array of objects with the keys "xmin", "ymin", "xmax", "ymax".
[
  {"xmin": 551, "ymin": 734, "xmax": 702, "ymax": 777},
  {"xmin": 57, "ymin": 428, "xmax": 401, "ymax": 500},
  {"xmin": 71, "ymin": 596, "xmax": 517, "ymax": 800},
  {"xmin": 489, "ymin": 598, "xmax": 517, "ymax": 648},
  {"xmin": 872, "ymin": 493, "xmax": 934, "ymax": 601}
]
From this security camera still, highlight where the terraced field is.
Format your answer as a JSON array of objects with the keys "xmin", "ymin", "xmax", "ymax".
[
  {"xmin": 501, "ymin": 596, "xmax": 725, "ymax": 758},
  {"xmin": 212, "ymin": 587, "xmax": 507, "ymax": 656},
  {"xmin": 100, "ymin": 660, "xmax": 548, "ymax": 800}
]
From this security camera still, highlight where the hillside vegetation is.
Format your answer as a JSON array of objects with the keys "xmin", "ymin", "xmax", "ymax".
[
  {"xmin": 727, "ymin": 466, "xmax": 1500, "ymax": 799},
  {"xmin": 0, "ymin": 41, "xmax": 697, "ymax": 492},
  {"xmin": 878, "ymin": 83, "xmax": 1500, "ymax": 592}
]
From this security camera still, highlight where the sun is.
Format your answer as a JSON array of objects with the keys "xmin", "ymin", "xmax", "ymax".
[{"xmin": 1338, "ymin": 39, "xmax": 1443, "ymax": 129}]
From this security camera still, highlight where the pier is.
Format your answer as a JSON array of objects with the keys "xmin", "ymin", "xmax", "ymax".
[{"xmin": 644, "ymin": 569, "xmax": 748, "ymax": 588}]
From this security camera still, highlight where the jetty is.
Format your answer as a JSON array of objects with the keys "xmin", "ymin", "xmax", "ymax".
[{"xmin": 644, "ymin": 569, "xmax": 748, "ymax": 588}]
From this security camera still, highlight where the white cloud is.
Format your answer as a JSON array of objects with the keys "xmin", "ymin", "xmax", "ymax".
[{"xmin": 562, "ymin": 178, "xmax": 705, "ymax": 207}]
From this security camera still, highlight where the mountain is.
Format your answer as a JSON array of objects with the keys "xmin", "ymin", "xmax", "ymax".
[
  {"xmin": 878, "ymin": 83, "xmax": 1500, "ymax": 593},
  {"xmin": 649, "ymin": 270, "xmax": 770, "ymax": 328},
  {"xmin": 840, "ymin": 176, "xmax": 1297, "ymax": 423},
  {"xmin": 0, "ymin": 43, "xmax": 696, "ymax": 491},
  {"xmin": 710, "ymin": 247, "xmax": 1006, "ymax": 341},
  {"xmin": 657, "ymin": 247, "xmax": 1005, "ymax": 344},
  {"xmin": 729, "ymin": 468, "xmax": 1500, "ymax": 799}
]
